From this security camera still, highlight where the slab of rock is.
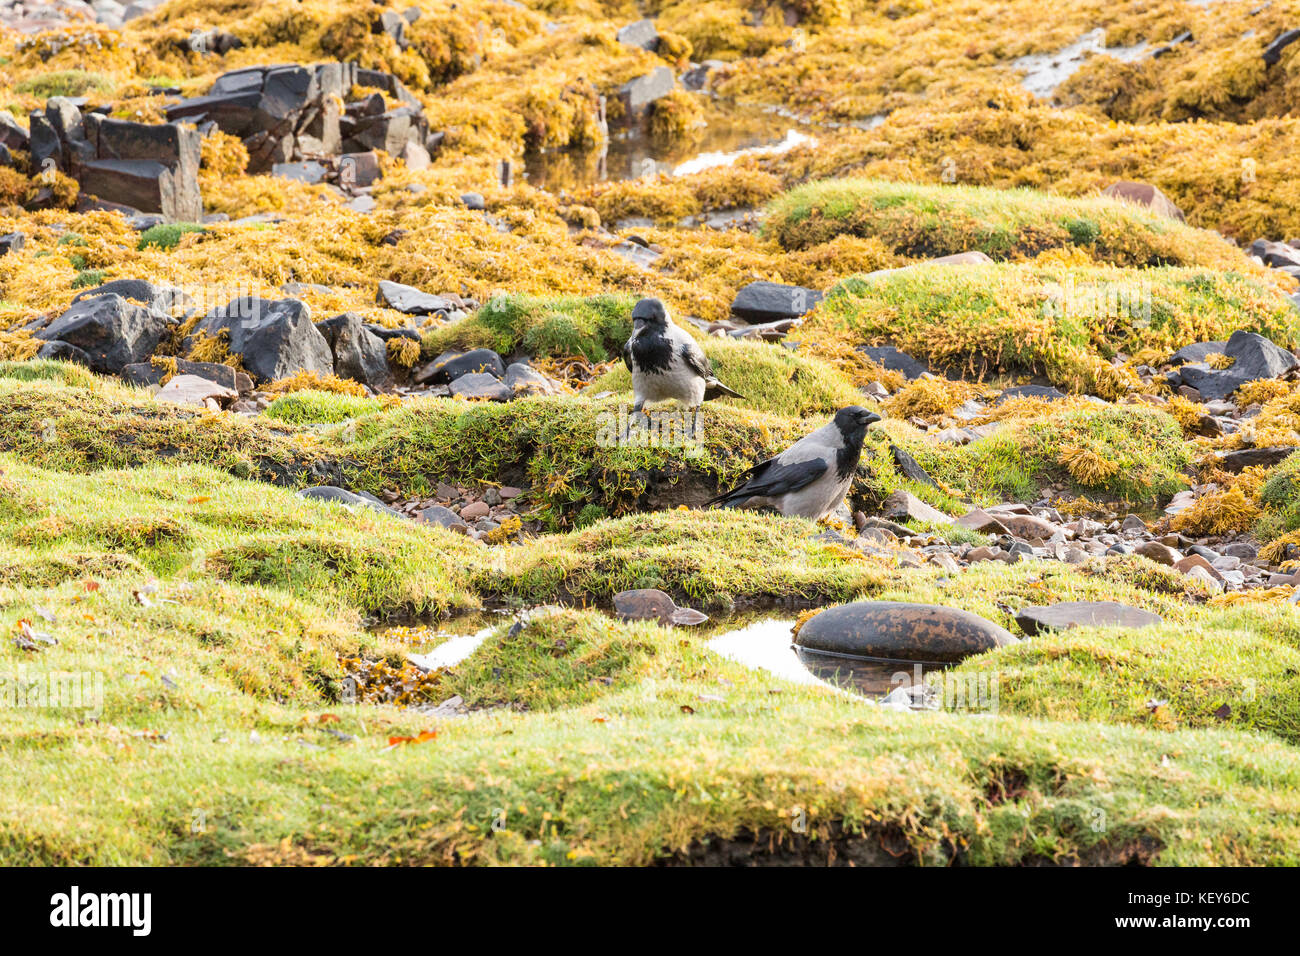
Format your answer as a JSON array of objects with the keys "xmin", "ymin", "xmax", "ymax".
[
  {"xmin": 616, "ymin": 19, "xmax": 659, "ymax": 51},
  {"xmin": 184, "ymin": 296, "xmax": 332, "ymax": 384},
  {"xmin": 613, "ymin": 588, "xmax": 708, "ymax": 626},
  {"xmin": 857, "ymin": 346, "xmax": 929, "ymax": 379},
  {"xmin": 955, "ymin": 508, "xmax": 1011, "ymax": 535},
  {"xmin": 122, "ymin": 358, "xmax": 250, "ymax": 392},
  {"xmin": 796, "ymin": 601, "xmax": 1018, "ymax": 663},
  {"xmin": 618, "ymin": 66, "xmax": 675, "ymax": 120},
  {"xmin": 419, "ymin": 504, "xmax": 468, "ymax": 533},
  {"xmin": 890, "ymin": 444, "xmax": 939, "ymax": 489},
  {"xmin": 0, "ymin": 232, "xmax": 23, "ymax": 256},
  {"xmin": 155, "ymin": 374, "xmax": 237, "ymax": 407},
  {"xmin": 1137, "ymin": 540, "xmax": 1181, "ymax": 566},
  {"xmin": 377, "ymin": 280, "xmax": 454, "ymax": 315},
  {"xmin": 1014, "ymin": 601, "xmax": 1162, "ymax": 636},
  {"xmin": 504, "ymin": 362, "xmax": 558, "ymax": 396},
  {"xmin": 990, "ymin": 512, "xmax": 1061, "ymax": 540},
  {"xmin": 881, "ymin": 490, "xmax": 952, "ymax": 525},
  {"xmin": 314, "ymin": 312, "xmax": 390, "ymax": 389},
  {"xmin": 450, "ymin": 372, "xmax": 512, "ymax": 401},
  {"xmin": 297, "ymin": 485, "xmax": 395, "ymax": 515},
  {"xmin": 36, "ymin": 294, "xmax": 171, "ymax": 374},
  {"xmin": 1215, "ymin": 446, "xmax": 1298, "ymax": 472},
  {"xmin": 1171, "ymin": 330, "xmax": 1298, "ymax": 400},
  {"xmin": 1101, "ymin": 180, "xmax": 1185, "ymax": 221},
  {"xmin": 730, "ymin": 281, "xmax": 823, "ymax": 322},
  {"xmin": 421, "ymin": 348, "xmax": 505, "ymax": 385}
]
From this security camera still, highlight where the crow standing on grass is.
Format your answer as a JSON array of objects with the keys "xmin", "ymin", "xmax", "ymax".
[
  {"xmin": 708, "ymin": 406, "xmax": 881, "ymax": 520},
  {"xmin": 622, "ymin": 297, "xmax": 744, "ymax": 421}
]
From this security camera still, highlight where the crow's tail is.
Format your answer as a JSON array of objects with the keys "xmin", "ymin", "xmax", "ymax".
[{"xmin": 704, "ymin": 378, "xmax": 745, "ymax": 402}]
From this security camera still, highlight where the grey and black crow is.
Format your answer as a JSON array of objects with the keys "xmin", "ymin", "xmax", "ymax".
[
  {"xmin": 708, "ymin": 406, "xmax": 881, "ymax": 519},
  {"xmin": 622, "ymin": 297, "xmax": 744, "ymax": 416}
]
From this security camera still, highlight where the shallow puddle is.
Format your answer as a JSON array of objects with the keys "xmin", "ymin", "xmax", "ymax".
[
  {"xmin": 1014, "ymin": 28, "xmax": 1149, "ymax": 98},
  {"xmin": 406, "ymin": 626, "xmax": 495, "ymax": 671},
  {"xmin": 523, "ymin": 102, "xmax": 817, "ymax": 191},
  {"xmin": 706, "ymin": 618, "xmax": 951, "ymax": 708}
]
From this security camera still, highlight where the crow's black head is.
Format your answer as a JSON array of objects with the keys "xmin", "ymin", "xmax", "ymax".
[
  {"xmin": 832, "ymin": 405, "xmax": 881, "ymax": 446},
  {"xmin": 631, "ymin": 297, "xmax": 669, "ymax": 332}
]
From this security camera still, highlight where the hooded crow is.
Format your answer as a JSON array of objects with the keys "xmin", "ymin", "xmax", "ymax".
[
  {"xmin": 622, "ymin": 297, "xmax": 744, "ymax": 418},
  {"xmin": 708, "ymin": 406, "xmax": 881, "ymax": 519}
]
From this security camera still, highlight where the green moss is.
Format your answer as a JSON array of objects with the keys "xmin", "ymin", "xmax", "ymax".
[
  {"xmin": 1260, "ymin": 451, "xmax": 1300, "ymax": 533},
  {"xmin": 917, "ymin": 404, "xmax": 1191, "ymax": 505},
  {"xmin": 264, "ymin": 391, "xmax": 384, "ymax": 425},
  {"xmin": 765, "ymin": 178, "xmax": 1258, "ymax": 270},
  {"xmin": 0, "ymin": 359, "xmax": 99, "ymax": 390},
  {"xmin": 72, "ymin": 268, "xmax": 107, "ymax": 289},
  {"xmin": 136, "ymin": 222, "xmax": 207, "ymax": 251},
  {"xmin": 808, "ymin": 262, "xmax": 1299, "ymax": 398},
  {"xmin": 422, "ymin": 293, "xmax": 634, "ymax": 363},
  {"xmin": 955, "ymin": 610, "xmax": 1300, "ymax": 743},
  {"xmin": 15, "ymin": 70, "xmax": 114, "ymax": 98},
  {"xmin": 441, "ymin": 610, "xmax": 661, "ymax": 710}
]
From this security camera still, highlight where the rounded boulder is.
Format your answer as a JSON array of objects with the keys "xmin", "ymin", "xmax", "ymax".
[{"xmin": 795, "ymin": 601, "xmax": 1018, "ymax": 663}]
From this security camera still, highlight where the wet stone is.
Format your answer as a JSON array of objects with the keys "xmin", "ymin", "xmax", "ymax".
[{"xmin": 795, "ymin": 601, "xmax": 1019, "ymax": 664}]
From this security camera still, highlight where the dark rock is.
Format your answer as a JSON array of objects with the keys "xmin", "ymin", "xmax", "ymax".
[
  {"xmin": 993, "ymin": 384, "xmax": 1066, "ymax": 405},
  {"xmin": 419, "ymin": 504, "xmax": 468, "ymax": 533},
  {"xmin": 315, "ymin": 312, "xmax": 391, "ymax": 389},
  {"xmin": 1173, "ymin": 330, "xmax": 1298, "ymax": 400},
  {"xmin": 421, "ymin": 348, "xmax": 505, "ymax": 385},
  {"xmin": 80, "ymin": 114, "xmax": 203, "ymax": 222},
  {"xmin": 121, "ymin": 358, "xmax": 251, "ymax": 392},
  {"xmin": 1215, "ymin": 446, "xmax": 1299, "ymax": 472},
  {"xmin": 730, "ymin": 281, "xmax": 823, "ymax": 322},
  {"xmin": 890, "ymin": 444, "xmax": 939, "ymax": 489},
  {"xmin": 1015, "ymin": 601, "xmax": 1163, "ymax": 636},
  {"xmin": 0, "ymin": 232, "xmax": 24, "ymax": 255},
  {"xmin": 0, "ymin": 110, "xmax": 28, "ymax": 151},
  {"xmin": 1168, "ymin": 341, "xmax": 1227, "ymax": 366},
  {"xmin": 377, "ymin": 280, "xmax": 454, "ymax": 315},
  {"xmin": 795, "ymin": 601, "xmax": 1018, "ymax": 663},
  {"xmin": 503, "ymin": 362, "xmax": 557, "ymax": 396},
  {"xmin": 618, "ymin": 67, "xmax": 675, "ymax": 121},
  {"xmin": 460, "ymin": 192, "xmax": 486, "ymax": 210},
  {"xmin": 364, "ymin": 323, "xmax": 421, "ymax": 342},
  {"xmin": 338, "ymin": 151, "xmax": 381, "ymax": 188},
  {"xmin": 35, "ymin": 340, "xmax": 93, "ymax": 366},
  {"xmin": 616, "ymin": 19, "xmax": 659, "ymax": 51},
  {"xmin": 183, "ymin": 296, "xmax": 332, "ymax": 383},
  {"xmin": 449, "ymin": 372, "xmax": 512, "ymax": 401},
  {"xmin": 35, "ymin": 294, "xmax": 171, "ymax": 374},
  {"xmin": 857, "ymin": 346, "xmax": 928, "ymax": 379},
  {"xmin": 954, "ymin": 508, "xmax": 1011, "ymax": 535},
  {"xmin": 613, "ymin": 588, "xmax": 708, "ymax": 626},
  {"xmin": 272, "ymin": 160, "xmax": 328, "ymax": 184}
]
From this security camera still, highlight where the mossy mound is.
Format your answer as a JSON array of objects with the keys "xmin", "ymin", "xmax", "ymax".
[
  {"xmin": 922, "ymin": 402, "xmax": 1191, "ymax": 505},
  {"xmin": 264, "ymin": 390, "xmax": 385, "ymax": 425},
  {"xmin": 806, "ymin": 262, "xmax": 1299, "ymax": 398},
  {"xmin": 422, "ymin": 293, "xmax": 634, "ymax": 364},
  {"xmin": 765, "ymin": 179, "xmax": 1261, "ymax": 270}
]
